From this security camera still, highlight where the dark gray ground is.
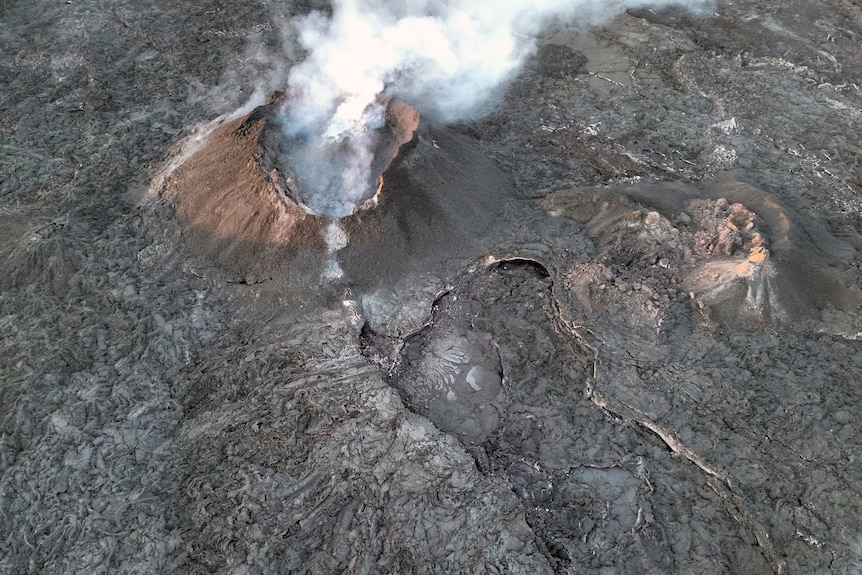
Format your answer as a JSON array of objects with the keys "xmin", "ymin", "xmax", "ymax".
[{"xmin": 2, "ymin": 1, "xmax": 861, "ymax": 574}]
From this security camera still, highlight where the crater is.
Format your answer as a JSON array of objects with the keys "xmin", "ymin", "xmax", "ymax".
[
  {"xmin": 155, "ymin": 93, "xmax": 419, "ymax": 283},
  {"xmin": 154, "ymin": 92, "xmax": 512, "ymax": 290}
]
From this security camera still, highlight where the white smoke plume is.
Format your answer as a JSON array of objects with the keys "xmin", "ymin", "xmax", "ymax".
[{"xmin": 280, "ymin": 0, "xmax": 711, "ymax": 217}]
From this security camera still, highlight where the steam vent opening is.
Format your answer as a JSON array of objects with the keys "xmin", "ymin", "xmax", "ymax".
[
  {"xmin": 264, "ymin": 94, "xmax": 420, "ymax": 218},
  {"xmin": 159, "ymin": 93, "xmax": 419, "ymax": 281}
]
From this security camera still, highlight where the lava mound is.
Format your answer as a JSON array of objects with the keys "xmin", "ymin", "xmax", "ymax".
[{"xmin": 542, "ymin": 176, "xmax": 861, "ymax": 332}]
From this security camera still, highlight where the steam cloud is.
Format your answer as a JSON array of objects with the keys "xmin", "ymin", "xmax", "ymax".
[{"xmin": 281, "ymin": 0, "xmax": 711, "ymax": 218}]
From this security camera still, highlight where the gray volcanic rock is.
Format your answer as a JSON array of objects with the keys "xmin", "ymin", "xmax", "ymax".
[{"xmin": 1, "ymin": 2, "xmax": 861, "ymax": 575}]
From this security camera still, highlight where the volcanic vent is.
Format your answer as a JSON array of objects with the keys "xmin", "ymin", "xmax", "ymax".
[
  {"xmin": 157, "ymin": 93, "xmax": 419, "ymax": 280},
  {"xmin": 264, "ymin": 94, "xmax": 420, "ymax": 218}
]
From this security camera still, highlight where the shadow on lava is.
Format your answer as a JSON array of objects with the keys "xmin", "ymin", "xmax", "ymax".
[{"xmin": 338, "ymin": 124, "xmax": 514, "ymax": 289}]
